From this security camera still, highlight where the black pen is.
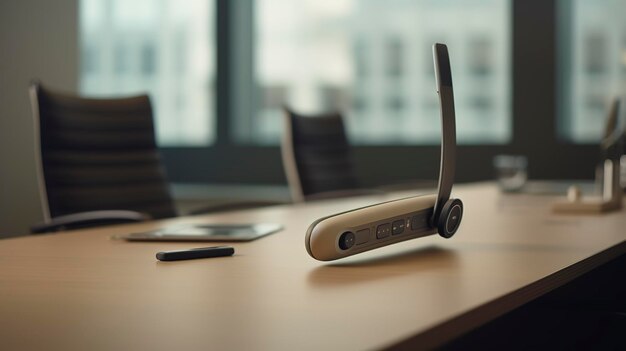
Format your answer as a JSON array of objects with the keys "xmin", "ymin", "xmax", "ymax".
[{"xmin": 156, "ymin": 246, "xmax": 235, "ymax": 261}]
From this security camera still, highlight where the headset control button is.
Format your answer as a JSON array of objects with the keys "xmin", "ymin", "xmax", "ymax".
[
  {"xmin": 410, "ymin": 214, "xmax": 428, "ymax": 230},
  {"xmin": 376, "ymin": 223, "xmax": 391, "ymax": 239},
  {"xmin": 355, "ymin": 228, "xmax": 370, "ymax": 245},
  {"xmin": 392, "ymin": 220, "xmax": 405, "ymax": 235}
]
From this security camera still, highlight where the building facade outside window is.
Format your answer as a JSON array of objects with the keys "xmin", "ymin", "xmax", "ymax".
[
  {"xmin": 246, "ymin": 0, "xmax": 511, "ymax": 145},
  {"xmin": 80, "ymin": 0, "xmax": 215, "ymax": 146},
  {"xmin": 560, "ymin": 0, "xmax": 626, "ymax": 143}
]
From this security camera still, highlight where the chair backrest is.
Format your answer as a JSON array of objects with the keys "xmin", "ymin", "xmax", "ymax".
[
  {"xmin": 29, "ymin": 83, "xmax": 177, "ymax": 221},
  {"xmin": 281, "ymin": 107, "xmax": 360, "ymax": 202}
]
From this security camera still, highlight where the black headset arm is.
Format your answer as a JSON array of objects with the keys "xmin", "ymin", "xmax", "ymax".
[{"xmin": 431, "ymin": 43, "xmax": 457, "ymax": 225}]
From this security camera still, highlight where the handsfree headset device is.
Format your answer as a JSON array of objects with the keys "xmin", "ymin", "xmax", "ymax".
[{"xmin": 305, "ymin": 43, "xmax": 463, "ymax": 261}]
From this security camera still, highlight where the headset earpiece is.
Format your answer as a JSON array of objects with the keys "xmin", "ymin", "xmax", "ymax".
[{"xmin": 437, "ymin": 198, "xmax": 463, "ymax": 239}]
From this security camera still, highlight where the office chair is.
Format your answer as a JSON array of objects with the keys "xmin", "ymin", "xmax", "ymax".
[
  {"xmin": 29, "ymin": 83, "xmax": 280, "ymax": 233},
  {"xmin": 29, "ymin": 82, "xmax": 176, "ymax": 233},
  {"xmin": 281, "ymin": 107, "xmax": 382, "ymax": 202}
]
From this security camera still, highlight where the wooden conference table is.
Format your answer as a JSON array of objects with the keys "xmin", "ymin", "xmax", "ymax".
[{"xmin": 0, "ymin": 183, "xmax": 624, "ymax": 350}]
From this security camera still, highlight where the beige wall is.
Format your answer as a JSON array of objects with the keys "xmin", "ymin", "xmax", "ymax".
[{"xmin": 0, "ymin": 0, "xmax": 78, "ymax": 238}]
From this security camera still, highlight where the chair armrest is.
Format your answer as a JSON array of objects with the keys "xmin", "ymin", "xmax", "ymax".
[
  {"xmin": 188, "ymin": 200, "xmax": 286, "ymax": 216},
  {"xmin": 31, "ymin": 210, "xmax": 151, "ymax": 234}
]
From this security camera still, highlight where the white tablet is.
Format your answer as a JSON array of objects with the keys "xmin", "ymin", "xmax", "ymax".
[{"xmin": 119, "ymin": 223, "xmax": 283, "ymax": 242}]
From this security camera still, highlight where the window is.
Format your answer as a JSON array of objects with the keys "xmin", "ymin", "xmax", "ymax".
[
  {"xmin": 78, "ymin": 1, "xmax": 598, "ymax": 185},
  {"xmin": 79, "ymin": 0, "xmax": 215, "ymax": 146},
  {"xmin": 559, "ymin": 0, "xmax": 626, "ymax": 143},
  {"xmin": 238, "ymin": 0, "xmax": 511, "ymax": 145}
]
